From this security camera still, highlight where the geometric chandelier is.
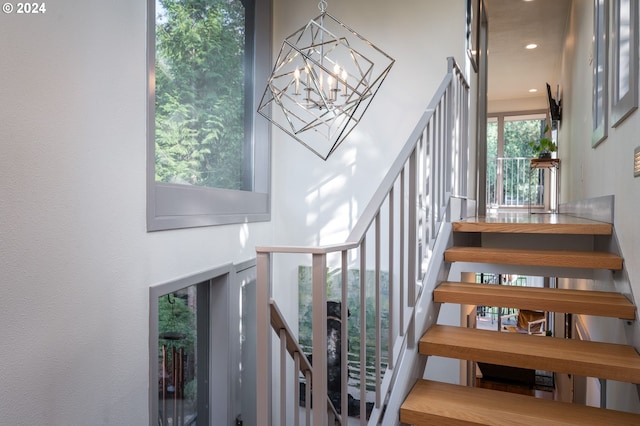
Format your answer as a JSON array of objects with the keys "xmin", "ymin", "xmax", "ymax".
[{"xmin": 258, "ymin": 0, "xmax": 395, "ymax": 160}]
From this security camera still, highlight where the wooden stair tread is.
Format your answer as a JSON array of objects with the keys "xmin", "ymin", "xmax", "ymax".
[
  {"xmin": 453, "ymin": 215, "xmax": 612, "ymax": 235},
  {"xmin": 420, "ymin": 325, "xmax": 640, "ymax": 383},
  {"xmin": 400, "ymin": 379, "xmax": 640, "ymax": 426},
  {"xmin": 444, "ymin": 246, "xmax": 623, "ymax": 270},
  {"xmin": 434, "ymin": 281, "xmax": 635, "ymax": 319}
]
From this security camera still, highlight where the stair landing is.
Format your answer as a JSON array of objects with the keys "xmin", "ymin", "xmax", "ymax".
[
  {"xmin": 453, "ymin": 213, "xmax": 613, "ymax": 235},
  {"xmin": 448, "ymin": 213, "xmax": 621, "ymax": 270}
]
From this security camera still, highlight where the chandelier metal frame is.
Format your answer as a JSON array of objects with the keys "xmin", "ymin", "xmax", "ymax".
[{"xmin": 258, "ymin": 2, "xmax": 395, "ymax": 160}]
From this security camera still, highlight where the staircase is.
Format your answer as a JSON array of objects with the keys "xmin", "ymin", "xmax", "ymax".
[
  {"xmin": 255, "ymin": 57, "xmax": 472, "ymax": 425},
  {"xmin": 400, "ymin": 214, "xmax": 640, "ymax": 425}
]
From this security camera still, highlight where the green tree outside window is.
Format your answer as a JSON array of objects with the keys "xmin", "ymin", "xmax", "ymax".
[{"xmin": 155, "ymin": 0, "xmax": 247, "ymax": 189}]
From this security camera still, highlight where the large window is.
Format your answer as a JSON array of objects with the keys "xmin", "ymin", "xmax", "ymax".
[
  {"xmin": 149, "ymin": 264, "xmax": 238, "ymax": 425},
  {"xmin": 611, "ymin": 0, "xmax": 638, "ymax": 127},
  {"xmin": 156, "ymin": 283, "xmax": 209, "ymax": 425},
  {"xmin": 486, "ymin": 112, "xmax": 548, "ymax": 208},
  {"xmin": 147, "ymin": 0, "xmax": 272, "ymax": 231}
]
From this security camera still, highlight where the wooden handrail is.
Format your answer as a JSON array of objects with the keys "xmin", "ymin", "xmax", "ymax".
[{"xmin": 269, "ymin": 300, "xmax": 342, "ymax": 422}]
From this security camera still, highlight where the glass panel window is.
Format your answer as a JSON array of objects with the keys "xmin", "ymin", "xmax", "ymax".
[
  {"xmin": 486, "ymin": 118, "xmax": 498, "ymax": 206},
  {"xmin": 592, "ymin": 0, "xmax": 608, "ymax": 145},
  {"xmin": 486, "ymin": 118, "xmax": 498, "ymax": 159},
  {"xmin": 150, "ymin": 265, "xmax": 241, "ymax": 424},
  {"xmin": 503, "ymin": 116, "xmax": 542, "ymax": 159},
  {"xmin": 147, "ymin": 0, "xmax": 271, "ymax": 231},
  {"xmin": 155, "ymin": 0, "xmax": 249, "ymax": 190},
  {"xmin": 157, "ymin": 283, "xmax": 209, "ymax": 425},
  {"xmin": 486, "ymin": 113, "xmax": 548, "ymax": 208},
  {"xmin": 611, "ymin": 0, "xmax": 638, "ymax": 127},
  {"xmin": 615, "ymin": 0, "xmax": 631, "ymax": 101}
]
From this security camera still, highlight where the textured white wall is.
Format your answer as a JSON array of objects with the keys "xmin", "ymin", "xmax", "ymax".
[
  {"xmin": 271, "ymin": 0, "xmax": 466, "ymax": 249},
  {"xmin": 558, "ymin": 0, "xmax": 640, "ymax": 414},
  {"xmin": 0, "ymin": 1, "xmax": 271, "ymax": 424},
  {"xmin": 267, "ymin": 5, "xmax": 467, "ymax": 420},
  {"xmin": 268, "ymin": 0, "xmax": 466, "ymax": 339},
  {"xmin": 0, "ymin": 0, "xmax": 466, "ymax": 423},
  {"xmin": 560, "ymin": 1, "xmax": 640, "ymax": 311}
]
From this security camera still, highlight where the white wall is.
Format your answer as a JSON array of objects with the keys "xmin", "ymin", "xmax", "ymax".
[
  {"xmin": 271, "ymin": 0, "xmax": 466, "ymax": 248},
  {"xmin": 17, "ymin": 0, "xmax": 636, "ymax": 422},
  {"xmin": 560, "ymin": 0, "xmax": 640, "ymax": 313},
  {"xmin": 0, "ymin": 0, "xmax": 465, "ymax": 423},
  {"xmin": 268, "ymin": 1, "xmax": 467, "ymax": 388},
  {"xmin": 558, "ymin": 0, "xmax": 640, "ymax": 413},
  {"xmin": 0, "ymin": 2, "xmax": 272, "ymax": 424}
]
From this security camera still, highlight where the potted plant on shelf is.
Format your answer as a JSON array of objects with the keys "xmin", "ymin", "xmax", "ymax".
[{"xmin": 529, "ymin": 125, "xmax": 557, "ymax": 159}]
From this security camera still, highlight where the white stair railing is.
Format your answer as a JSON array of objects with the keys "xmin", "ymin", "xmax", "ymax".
[
  {"xmin": 487, "ymin": 157, "xmax": 546, "ymax": 208},
  {"xmin": 256, "ymin": 57, "xmax": 470, "ymax": 425}
]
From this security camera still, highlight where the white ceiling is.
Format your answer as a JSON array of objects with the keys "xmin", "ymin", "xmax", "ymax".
[{"xmin": 485, "ymin": 0, "xmax": 572, "ymax": 106}]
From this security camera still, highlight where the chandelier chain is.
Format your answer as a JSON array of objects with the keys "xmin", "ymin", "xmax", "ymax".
[{"xmin": 318, "ymin": 0, "xmax": 327, "ymax": 13}]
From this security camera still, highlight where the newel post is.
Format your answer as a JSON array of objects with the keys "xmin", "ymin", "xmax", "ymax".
[
  {"xmin": 311, "ymin": 252, "xmax": 328, "ymax": 425},
  {"xmin": 256, "ymin": 251, "xmax": 272, "ymax": 424}
]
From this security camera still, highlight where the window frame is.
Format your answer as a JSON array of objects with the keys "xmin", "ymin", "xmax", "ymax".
[
  {"xmin": 146, "ymin": 0, "xmax": 272, "ymax": 231},
  {"xmin": 149, "ymin": 263, "xmax": 234, "ymax": 425},
  {"xmin": 592, "ymin": 0, "xmax": 609, "ymax": 147},
  {"xmin": 611, "ymin": 0, "xmax": 638, "ymax": 127},
  {"xmin": 487, "ymin": 110, "xmax": 550, "ymax": 159},
  {"xmin": 486, "ymin": 111, "xmax": 550, "ymax": 208}
]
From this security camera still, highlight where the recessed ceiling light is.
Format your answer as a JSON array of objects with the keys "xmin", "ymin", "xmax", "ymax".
[
  {"xmin": 526, "ymin": 43, "xmax": 538, "ymax": 49},
  {"xmin": 529, "ymin": 88, "xmax": 538, "ymax": 93}
]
